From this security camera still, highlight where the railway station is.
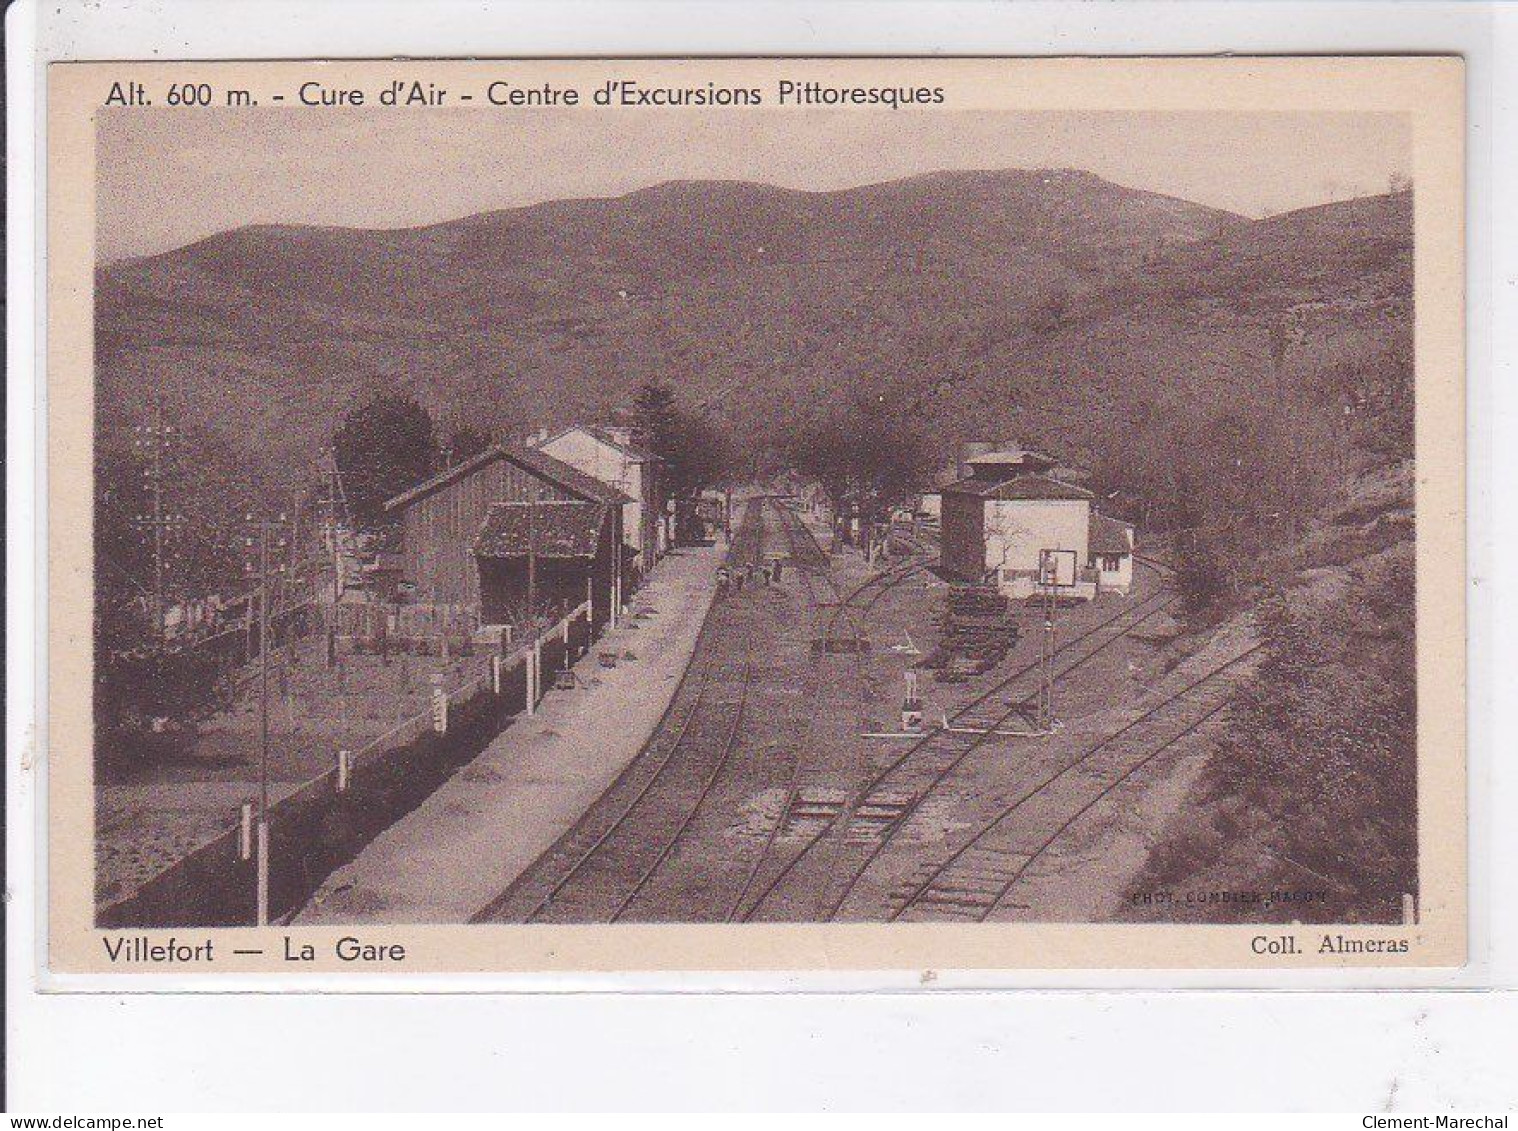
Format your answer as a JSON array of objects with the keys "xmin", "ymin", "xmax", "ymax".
[
  {"xmin": 283, "ymin": 431, "xmax": 1256, "ymax": 930},
  {"xmin": 97, "ymin": 361, "xmax": 1264, "ymax": 936},
  {"xmin": 93, "ymin": 368, "xmax": 1269, "ymax": 939}
]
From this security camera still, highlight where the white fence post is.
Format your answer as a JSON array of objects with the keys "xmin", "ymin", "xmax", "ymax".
[
  {"xmin": 528, "ymin": 640, "xmax": 540, "ymax": 715},
  {"xmin": 336, "ymin": 749, "xmax": 352, "ymax": 793},
  {"xmin": 255, "ymin": 817, "xmax": 270, "ymax": 927},
  {"xmin": 491, "ymin": 654, "xmax": 503, "ymax": 695},
  {"xmin": 431, "ymin": 672, "xmax": 448, "ymax": 733},
  {"xmin": 238, "ymin": 801, "xmax": 254, "ymax": 861}
]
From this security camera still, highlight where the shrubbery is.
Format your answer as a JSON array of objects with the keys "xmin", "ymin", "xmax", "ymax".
[
  {"xmin": 1214, "ymin": 550, "xmax": 1416, "ymax": 916},
  {"xmin": 95, "ymin": 640, "xmax": 225, "ymax": 769}
]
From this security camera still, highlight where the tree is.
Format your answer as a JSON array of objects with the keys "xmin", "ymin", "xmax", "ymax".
[
  {"xmin": 93, "ymin": 434, "xmax": 231, "ymax": 766},
  {"xmin": 1173, "ymin": 529, "xmax": 1231, "ymax": 613},
  {"xmin": 1216, "ymin": 552, "xmax": 1416, "ymax": 914},
  {"xmin": 446, "ymin": 424, "xmax": 493, "ymax": 465},
  {"xmin": 631, "ymin": 382, "xmax": 679, "ymax": 473},
  {"xmin": 787, "ymin": 398, "xmax": 928, "ymax": 545},
  {"xmin": 632, "ymin": 380, "xmax": 728, "ymax": 499},
  {"xmin": 332, "ymin": 393, "xmax": 441, "ymax": 529}
]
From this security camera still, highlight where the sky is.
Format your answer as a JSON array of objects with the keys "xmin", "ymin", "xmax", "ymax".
[{"xmin": 95, "ymin": 107, "xmax": 1409, "ymax": 262}]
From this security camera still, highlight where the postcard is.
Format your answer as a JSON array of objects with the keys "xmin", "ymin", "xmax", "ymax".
[{"xmin": 44, "ymin": 55, "xmax": 1465, "ymax": 975}]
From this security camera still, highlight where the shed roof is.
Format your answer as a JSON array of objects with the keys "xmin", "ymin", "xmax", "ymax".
[
  {"xmin": 1089, "ymin": 512, "xmax": 1135, "ymax": 555},
  {"xmin": 965, "ymin": 446, "xmax": 1058, "ymax": 468},
  {"xmin": 384, "ymin": 441, "xmax": 633, "ymax": 512},
  {"xmin": 474, "ymin": 501, "xmax": 610, "ymax": 559},
  {"xmin": 939, "ymin": 473, "xmax": 1094, "ymax": 502}
]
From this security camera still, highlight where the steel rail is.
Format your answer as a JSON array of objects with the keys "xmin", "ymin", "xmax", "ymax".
[
  {"xmin": 610, "ymin": 640, "xmax": 757, "ymax": 921},
  {"xmin": 886, "ymin": 643, "xmax": 1262, "ymax": 922},
  {"xmin": 606, "ymin": 497, "xmax": 789, "ymax": 920},
  {"xmin": 724, "ymin": 502, "xmax": 865, "ymax": 922},
  {"xmin": 471, "ymin": 500, "xmax": 767, "ymax": 924},
  {"xmin": 739, "ymin": 570, "xmax": 1178, "ymax": 921},
  {"xmin": 812, "ymin": 592, "xmax": 1183, "ymax": 921},
  {"xmin": 511, "ymin": 646, "xmax": 728, "ymax": 922}
]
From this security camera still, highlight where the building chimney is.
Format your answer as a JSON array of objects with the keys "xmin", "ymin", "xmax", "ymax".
[{"xmin": 958, "ymin": 440, "xmax": 998, "ymax": 478}]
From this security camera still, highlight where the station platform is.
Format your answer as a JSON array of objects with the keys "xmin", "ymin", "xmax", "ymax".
[{"xmin": 293, "ymin": 541, "xmax": 722, "ymax": 925}]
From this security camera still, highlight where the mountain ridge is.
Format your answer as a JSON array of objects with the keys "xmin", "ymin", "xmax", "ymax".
[
  {"xmin": 94, "ymin": 169, "xmax": 1408, "ymax": 515},
  {"xmin": 105, "ymin": 167, "xmax": 1250, "ymax": 269}
]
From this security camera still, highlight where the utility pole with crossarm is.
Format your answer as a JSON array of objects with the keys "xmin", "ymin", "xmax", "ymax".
[{"xmin": 242, "ymin": 512, "xmax": 290, "ymax": 926}]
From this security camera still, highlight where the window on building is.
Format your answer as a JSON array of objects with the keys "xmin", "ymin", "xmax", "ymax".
[{"xmin": 1100, "ymin": 554, "xmax": 1123, "ymax": 572}]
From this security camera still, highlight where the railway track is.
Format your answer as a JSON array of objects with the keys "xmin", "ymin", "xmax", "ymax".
[
  {"xmin": 480, "ymin": 499, "xmax": 1205, "ymax": 927},
  {"xmin": 477, "ymin": 497, "xmax": 828, "ymax": 923},
  {"xmin": 735, "ymin": 567, "xmax": 1181, "ymax": 922},
  {"xmin": 819, "ymin": 553, "xmax": 933, "ymax": 645},
  {"xmin": 721, "ymin": 505, "xmax": 839, "ymax": 921},
  {"xmin": 1132, "ymin": 551, "xmax": 1175, "ymax": 578},
  {"xmin": 473, "ymin": 500, "xmax": 768, "ymax": 923},
  {"xmin": 880, "ymin": 641, "xmax": 1262, "ymax": 922},
  {"xmin": 722, "ymin": 506, "xmax": 933, "ymax": 921}
]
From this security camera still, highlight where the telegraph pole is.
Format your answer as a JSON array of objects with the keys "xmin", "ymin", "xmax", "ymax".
[
  {"xmin": 243, "ymin": 512, "xmax": 290, "ymax": 926},
  {"xmin": 1035, "ymin": 549, "xmax": 1077, "ymax": 732},
  {"xmin": 130, "ymin": 401, "xmax": 185, "ymax": 643},
  {"xmin": 1038, "ymin": 578, "xmax": 1056, "ymax": 731},
  {"xmin": 323, "ymin": 451, "xmax": 347, "ymax": 667},
  {"xmin": 526, "ymin": 483, "xmax": 539, "ymax": 631}
]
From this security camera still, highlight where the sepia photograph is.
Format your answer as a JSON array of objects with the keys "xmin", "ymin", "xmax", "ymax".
[
  {"xmin": 40, "ymin": 56, "xmax": 1465, "ymax": 972},
  {"xmin": 9, "ymin": 0, "xmax": 1511, "ymax": 1110}
]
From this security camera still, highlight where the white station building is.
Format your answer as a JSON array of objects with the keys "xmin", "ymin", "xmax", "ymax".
[{"xmin": 938, "ymin": 447, "xmax": 1135, "ymax": 599}]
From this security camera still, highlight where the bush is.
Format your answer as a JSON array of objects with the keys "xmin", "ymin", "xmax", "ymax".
[
  {"xmin": 1174, "ymin": 532, "xmax": 1232, "ymax": 613},
  {"xmin": 1214, "ymin": 550, "xmax": 1416, "ymax": 918},
  {"xmin": 96, "ymin": 643, "xmax": 223, "ymax": 768}
]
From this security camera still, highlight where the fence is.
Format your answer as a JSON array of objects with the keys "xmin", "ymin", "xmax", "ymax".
[
  {"xmin": 321, "ymin": 602, "xmax": 481, "ymax": 655},
  {"xmin": 98, "ymin": 600, "xmax": 596, "ymax": 928}
]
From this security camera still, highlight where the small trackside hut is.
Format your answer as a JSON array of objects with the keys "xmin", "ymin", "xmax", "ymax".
[
  {"xmin": 384, "ymin": 441, "xmax": 632, "ymax": 637},
  {"xmin": 1087, "ymin": 512, "xmax": 1136, "ymax": 595}
]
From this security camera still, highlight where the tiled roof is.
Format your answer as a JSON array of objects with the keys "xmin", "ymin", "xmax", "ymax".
[
  {"xmin": 965, "ymin": 447, "xmax": 1057, "ymax": 468},
  {"xmin": 539, "ymin": 425, "xmax": 662, "ymax": 463},
  {"xmin": 503, "ymin": 441, "xmax": 633, "ymax": 505},
  {"xmin": 939, "ymin": 473, "xmax": 1094, "ymax": 501},
  {"xmin": 1089, "ymin": 513, "xmax": 1135, "ymax": 555},
  {"xmin": 384, "ymin": 441, "xmax": 633, "ymax": 511},
  {"xmin": 584, "ymin": 426, "xmax": 661, "ymax": 463},
  {"xmin": 474, "ymin": 501, "xmax": 610, "ymax": 559}
]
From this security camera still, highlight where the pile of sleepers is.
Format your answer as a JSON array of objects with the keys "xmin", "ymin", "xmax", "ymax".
[{"xmin": 929, "ymin": 584, "xmax": 1020, "ymax": 681}]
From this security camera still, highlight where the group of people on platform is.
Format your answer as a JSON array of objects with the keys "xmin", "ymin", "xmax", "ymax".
[{"xmin": 715, "ymin": 558, "xmax": 785, "ymax": 598}]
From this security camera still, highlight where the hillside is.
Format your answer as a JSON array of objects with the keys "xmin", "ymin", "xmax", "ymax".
[
  {"xmin": 1118, "ymin": 460, "xmax": 1417, "ymax": 924},
  {"xmin": 914, "ymin": 191, "xmax": 1412, "ymax": 469},
  {"xmin": 96, "ymin": 171, "xmax": 1411, "ymax": 536},
  {"xmin": 95, "ymin": 169, "xmax": 1247, "ymax": 493},
  {"xmin": 93, "ymin": 170, "xmax": 1421, "ymax": 928}
]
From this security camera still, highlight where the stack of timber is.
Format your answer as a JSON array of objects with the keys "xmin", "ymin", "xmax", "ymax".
[{"xmin": 931, "ymin": 584, "xmax": 1020, "ymax": 681}]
